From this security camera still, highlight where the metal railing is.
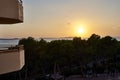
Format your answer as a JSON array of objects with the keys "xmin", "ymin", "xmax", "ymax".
[
  {"xmin": 0, "ymin": 45, "xmax": 24, "ymax": 54},
  {"xmin": 18, "ymin": 0, "xmax": 22, "ymax": 4}
]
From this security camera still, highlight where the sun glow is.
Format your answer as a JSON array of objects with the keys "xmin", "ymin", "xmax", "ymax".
[
  {"xmin": 72, "ymin": 21, "xmax": 89, "ymax": 37},
  {"xmin": 78, "ymin": 27, "xmax": 84, "ymax": 34},
  {"xmin": 74, "ymin": 24, "xmax": 87, "ymax": 37}
]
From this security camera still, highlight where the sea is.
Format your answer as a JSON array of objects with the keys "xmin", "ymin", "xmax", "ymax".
[
  {"xmin": 0, "ymin": 37, "xmax": 120, "ymax": 48},
  {"xmin": 0, "ymin": 38, "xmax": 73, "ymax": 48}
]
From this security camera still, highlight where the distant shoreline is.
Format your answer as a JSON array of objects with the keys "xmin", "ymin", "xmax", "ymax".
[
  {"xmin": 0, "ymin": 38, "xmax": 19, "ymax": 40},
  {"xmin": 0, "ymin": 37, "xmax": 120, "ymax": 41}
]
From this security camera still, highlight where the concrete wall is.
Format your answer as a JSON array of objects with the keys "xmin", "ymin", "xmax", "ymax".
[
  {"xmin": 20, "ymin": 50, "xmax": 25, "ymax": 69},
  {"xmin": 0, "ymin": 0, "xmax": 23, "ymax": 23},
  {"xmin": 0, "ymin": 49, "xmax": 24, "ymax": 74},
  {"xmin": 18, "ymin": 0, "xmax": 23, "ymax": 21},
  {"xmin": 0, "ymin": 0, "xmax": 18, "ymax": 18}
]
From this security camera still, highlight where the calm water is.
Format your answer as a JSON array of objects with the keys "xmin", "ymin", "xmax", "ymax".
[
  {"xmin": 0, "ymin": 38, "xmax": 73, "ymax": 48},
  {"xmin": 0, "ymin": 39, "xmax": 19, "ymax": 48},
  {"xmin": 41, "ymin": 37, "xmax": 73, "ymax": 42},
  {"xmin": 0, "ymin": 37, "xmax": 119, "ymax": 48}
]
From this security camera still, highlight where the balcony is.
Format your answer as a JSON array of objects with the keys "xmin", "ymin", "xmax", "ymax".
[
  {"xmin": 0, "ymin": 0, "xmax": 23, "ymax": 24},
  {"xmin": 0, "ymin": 45, "xmax": 24, "ymax": 75}
]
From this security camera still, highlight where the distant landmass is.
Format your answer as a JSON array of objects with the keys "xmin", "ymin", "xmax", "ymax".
[
  {"xmin": 0, "ymin": 36, "xmax": 120, "ymax": 41},
  {"xmin": 0, "ymin": 38, "xmax": 19, "ymax": 40}
]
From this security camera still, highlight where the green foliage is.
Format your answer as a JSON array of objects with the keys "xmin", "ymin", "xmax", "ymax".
[{"xmin": 16, "ymin": 34, "xmax": 120, "ymax": 79}]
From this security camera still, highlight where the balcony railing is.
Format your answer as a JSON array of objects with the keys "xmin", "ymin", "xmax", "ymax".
[
  {"xmin": 0, "ymin": 0, "xmax": 23, "ymax": 24},
  {"xmin": 0, "ymin": 45, "xmax": 25, "ymax": 74},
  {"xmin": 18, "ymin": 0, "xmax": 22, "ymax": 4}
]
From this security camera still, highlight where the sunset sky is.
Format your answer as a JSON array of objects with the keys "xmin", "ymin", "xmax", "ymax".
[{"xmin": 0, "ymin": 0, "xmax": 120, "ymax": 38}]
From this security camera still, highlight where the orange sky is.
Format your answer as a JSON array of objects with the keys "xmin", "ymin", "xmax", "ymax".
[{"xmin": 0, "ymin": 0, "xmax": 120, "ymax": 38}]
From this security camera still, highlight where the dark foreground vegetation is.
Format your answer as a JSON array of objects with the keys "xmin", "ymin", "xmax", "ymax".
[{"xmin": 0, "ymin": 34, "xmax": 120, "ymax": 80}]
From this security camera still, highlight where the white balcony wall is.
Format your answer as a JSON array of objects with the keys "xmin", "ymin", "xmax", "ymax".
[
  {"xmin": 0, "ymin": 0, "xmax": 23, "ymax": 24},
  {"xmin": 0, "ymin": 49, "xmax": 24, "ymax": 74}
]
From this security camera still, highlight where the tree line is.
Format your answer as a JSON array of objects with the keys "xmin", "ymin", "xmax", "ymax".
[{"xmin": 0, "ymin": 34, "xmax": 120, "ymax": 80}]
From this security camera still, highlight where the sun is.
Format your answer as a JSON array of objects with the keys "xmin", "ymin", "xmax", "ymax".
[
  {"xmin": 73, "ymin": 23, "xmax": 88, "ymax": 37},
  {"xmin": 78, "ymin": 27, "xmax": 84, "ymax": 34},
  {"xmin": 76, "ymin": 25, "xmax": 85, "ymax": 35},
  {"xmin": 74, "ymin": 24, "xmax": 87, "ymax": 37}
]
